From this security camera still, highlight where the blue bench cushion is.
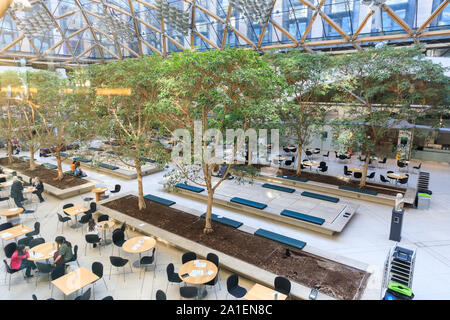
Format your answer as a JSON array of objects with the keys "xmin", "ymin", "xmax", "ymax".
[
  {"xmin": 230, "ymin": 197, "xmax": 267, "ymax": 210},
  {"xmin": 254, "ymin": 228, "xmax": 306, "ymax": 250},
  {"xmin": 262, "ymin": 183, "xmax": 295, "ymax": 193},
  {"xmin": 276, "ymin": 174, "xmax": 308, "ymax": 183},
  {"xmin": 20, "ymin": 156, "xmax": 36, "ymax": 161},
  {"xmin": 105, "ymin": 151, "xmax": 115, "ymax": 155},
  {"xmin": 200, "ymin": 213, "xmax": 243, "ymax": 228},
  {"xmin": 144, "ymin": 194, "xmax": 176, "ymax": 206},
  {"xmin": 301, "ymin": 191, "xmax": 340, "ymax": 203},
  {"xmin": 140, "ymin": 157, "xmax": 156, "ymax": 163},
  {"xmin": 59, "ymin": 152, "xmax": 67, "ymax": 157},
  {"xmin": 73, "ymin": 157, "xmax": 91, "ymax": 163},
  {"xmin": 175, "ymin": 183, "xmax": 205, "ymax": 193},
  {"xmin": 42, "ymin": 163, "xmax": 58, "ymax": 169},
  {"xmin": 98, "ymin": 163, "xmax": 119, "ymax": 170},
  {"xmin": 88, "ymin": 147, "xmax": 104, "ymax": 152},
  {"xmin": 280, "ymin": 209, "xmax": 325, "ymax": 225},
  {"xmin": 338, "ymin": 185, "xmax": 378, "ymax": 196}
]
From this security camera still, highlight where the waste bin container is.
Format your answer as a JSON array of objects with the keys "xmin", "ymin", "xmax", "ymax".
[
  {"xmin": 417, "ymin": 193, "xmax": 431, "ymax": 210},
  {"xmin": 389, "ymin": 209, "xmax": 404, "ymax": 242},
  {"xmin": 384, "ymin": 282, "xmax": 414, "ymax": 300}
]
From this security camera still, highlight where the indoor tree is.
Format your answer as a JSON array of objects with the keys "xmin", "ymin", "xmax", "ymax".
[
  {"xmin": 88, "ymin": 55, "xmax": 170, "ymax": 210},
  {"xmin": 331, "ymin": 45, "xmax": 449, "ymax": 188},
  {"xmin": 158, "ymin": 48, "xmax": 279, "ymax": 234},
  {"xmin": 263, "ymin": 51, "xmax": 333, "ymax": 175}
]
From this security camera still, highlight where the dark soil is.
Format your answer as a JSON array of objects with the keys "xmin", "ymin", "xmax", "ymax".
[
  {"xmin": 104, "ymin": 195, "xmax": 370, "ymax": 300},
  {"xmin": 248, "ymin": 164, "xmax": 406, "ymax": 197},
  {"xmin": 0, "ymin": 157, "xmax": 88, "ymax": 189}
]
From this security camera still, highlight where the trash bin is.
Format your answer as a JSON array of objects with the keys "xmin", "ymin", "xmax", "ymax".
[
  {"xmin": 417, "ymin": 193, "xmax": 431, "ymax": 210},
  {"xmin": 384, "ymin": 282, "xmax": 414, "ymax": 300},
  {"xmin": 389, "ymin": 209, "xmax": 404, "ymax": 242}
]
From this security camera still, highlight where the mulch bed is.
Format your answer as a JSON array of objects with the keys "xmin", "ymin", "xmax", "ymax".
[
  {"xmin": 247, "ymin": 164, "xmax": 406, "ymax": 197},
  {"xmin": 0, "ymin": 157, "xmax": 88, "ymax": 189},
  {"xmin": 104, "ymin": 195, "xmax": 370, "ymax": 300}
]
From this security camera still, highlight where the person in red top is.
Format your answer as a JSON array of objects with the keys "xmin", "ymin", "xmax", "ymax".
[{"xmin": 10, "ymin": 244, "xmax": 36, "ymax": 278}]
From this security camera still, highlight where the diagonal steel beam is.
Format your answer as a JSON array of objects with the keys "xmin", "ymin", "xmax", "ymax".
[
  {"xmin": 0, "ymin": 35, "xmax": 24, "ymax": 54},
  {"xmin": 417, "ymin": 0, "xmax": 449, "ymax": 34},
  {"xmin": 300, "ymin": 0, "xmax": 326, "ymax": 44},
  {"xmin": 128, "ymin": 0, "xmax": 143, "ymax": 56},
  {"xmin": 381, "ymin": 3, "xmax": 413, "ymax": 35},
  {"xmin": 257, "ymin": 0, "xmax": 277, "ymax": 48},
  {"xmin": 221, "ymin": 4, "xmax": 233, "ymax": 49}
]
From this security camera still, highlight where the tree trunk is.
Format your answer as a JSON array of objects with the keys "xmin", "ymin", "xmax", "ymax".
[
  {"xmin": 29, "ymin": 145, "xmax": 35, "ymax": 171},
  {"xmin": 7, "ymin": 140, "xmax": 12, "ymax": 164},
  {"xmin": 136, "ymin": 158, "xmax": 146, "ymax": 210},
  {"xmin": 56, "ymin": 151, "xmax": 64, "ymax": 180},
  {"xmin": 204, "ymin": 188, "xmax": 214, "ymax": 234},
  {"xmin": 296, "ymin": 145, "xmax": 303, "ymax": 175},
  {"xmin": 359, "ymin": 153, "xmax": 370, "ymax": 188}
]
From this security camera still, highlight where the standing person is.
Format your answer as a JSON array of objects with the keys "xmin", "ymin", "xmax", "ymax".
[
  {"xmin": 86, "ymin": 218, "xmax": 101, "ymax": 248},
  {"xmin": 52, "ymin": 236, "xmax": 73, "ymax": 271},
  {"xmin": 31, "ymin": 177, "xmax": 44, "ymax": 203},
  {"xmin": 12, "ymin": 138, "xmax": 20, "ymax": 155},
  {"xmin": 10, "ymin": 244, "xmax": 36, "ymax": 278},
  {"xmin": 10, "ymin": 176, "xmax": 25, "ymax": 209}
]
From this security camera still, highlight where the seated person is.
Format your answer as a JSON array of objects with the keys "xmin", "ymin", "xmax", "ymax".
[
  {"xmin": 211, "ymin": 165, "xmax": 220, "ymax": 177},
  {"xmin": 218, "ymin": 165, "xmax": 234, "ymax": 180},
  {"xmin": 10, "ymin": 244, "xmax": 36, "ymax": 278},
  {"xmin": 74, "ymin": 161, "xmax": 87, "ymax": 177},
  {"xmin": 86, "ymin": 219, "xmax": 101, "ymax": 248},
  {"xmin": 70, "ymin": 160, "xmax": 77, "ymax": 173},
  {"xmin": 52, "ymin": 236, "xmax": 73, "ymax": 271},
  {"xmin": 31, "ymin": 177, "xmax": 45, "ymax": 203}
]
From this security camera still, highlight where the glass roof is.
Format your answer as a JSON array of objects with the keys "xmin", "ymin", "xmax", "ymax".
[{"xmin": 0, "ymin": 0, "xmax": 449, "ymax": 66}]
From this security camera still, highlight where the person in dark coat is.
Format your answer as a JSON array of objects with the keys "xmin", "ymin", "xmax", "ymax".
[
  {"xmin": 31, "ymin": 177, "xmax": 44, "ymax": 203},
  {"xmin": 10, "ymin": 176, "xmax": 25, "ymax": 208}
]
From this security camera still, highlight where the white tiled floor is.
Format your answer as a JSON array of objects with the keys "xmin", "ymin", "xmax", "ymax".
[{"xmin": 1, "ymin": 148, "xmax": 450, "ymax": 300}]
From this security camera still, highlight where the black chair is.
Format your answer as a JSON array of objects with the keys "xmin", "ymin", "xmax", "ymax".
[
  {"xmin": 354, "ymin": 172, "xmax": 362, "ymax": 179},
  {"xmin": 29, "ymin": 237, "xmax": 45, "ymax": 248},
  {"xmin": 305, "ymin": 150, "xmax": 313, "ymax": 158},
  {"xmin": 26, "ymin": 222, "xmax": 40, "ymax": 237},
  {"xmin": 380, "ymin": 175, "xmax": 390, "ymax": 183},
  {"xmin": 166, "ymin": 263, "xmax": 183, "ymax": 292},
  {"xmin": 0, "ymin": 222, "xmax": 13, "ymax": 231},
  {"xmin": 398, "ymin": 177, "xmax": 409, "ymax": 186},
  {"xmin": 120, "ymin": 221, "xmax": 129, "ymax": 239},
  {"xmin": 182, "ymin": 252, "xmax": 197, "ymax": 264},
  {"xmin": 206, "ymin": 253, "xmax": 221, "ymax": 284},
  {"xmin": 4, "ymin": 259, "xmax": 21, "ymax": 290},
  {"xmin": 378, "ymin": 157, "xmax": 387, "ymax": 165},
  {"xmin": 344, "ymin": 166, "xmax": 352, "ymax": 176},
  {"xmin": 85, "ymin": 235, "xmax": 101, "ymax": 255},
  {"xmin": 112, "ymin": 229, "xmax": 126, "ymax": 256},
  {"xmin": 318, "ymin": 165, "xmax": 328, "ymax": 173},
  {"xmin": 50, "ymin": 266, "xmax": 66, "ymax": 297},
  {"xmin": 323, "ymin": 151, "xmax": 329, "ymax": 159},
  {"xmin": 397, "ymin": 161, "xmax": 407, "ymax": 172},
  {"xmin": 367, "ymin": 172, "xmax": 376, "ymax": 180},
  {"xmin": 31, "ymin": 294, "xmax": 55, "ymax": 301},
  {"xmin": 35, "ymin": 262, "xmax": 52, "ymax": 288},
  {"xmin": 65, "ymin": 245, "xmax": 79, "ymax": 267},
  {"xmin": 274, "ymin": 276, "xmax": 291, "ymax": 297},
  {"xmin": 57, "ymin": 213, "xmax": 71, "ymax": 233},
  {"xmin": 156, "ymin": 289, "xmax": 167, "ymax": 300},
  {"xmin": 413, "ymin": 163, "xmax": 422, "ymax": 172},
  {"xmin": 4, "ymin": 242, "xmax": 17, "ymax": 258},
  {"xmin": 62, "ymin": 203, "xmax": 74, "ymax": 218},
  {"xmin": 18, "ymin": 236, "xmax": 34, "ymax": 247},
  {"xmin": 102, "ymin": 296, "xmax": 114, "ymax": 300},
  {"xmin": 92, "ymin": 262, "xmax": 108, "ymax": 300},
  {"xmin": 109, "ymin": 256, "xmax": 131, "ymax": 282},
  {"xmin": 139, "ymin": 247, "xmax": 156, "ymax": 279},
  {"xmin": 180, "ymin": 286, "xmax": 198, "ymax": 300},
  {"xmin": 283, "ymin": 160, "xmax": 294, "ymax": 168},
  {"xmin": 110, "ymin": 184, "xmax": 121, "ymax": 193},
  {"xmin": 97, "ymin": 214, "xmax": 109, "ymax": 222},
  {"xmin": 226, "ymin": 274, "xmax": 247, "ymax": 299},
  {"xmin": 339, "ymin": 154, "xmax": 348, "ymax": 161},
  {"xmin": 82, "ymin": 195, "xmax": 94, "ymax": 207},
  {"xmin": 85, "ymin": 202, "xmax": 97, "ymax": 215},
  {"xmin": 74, "ymin": 287, "xmax": 91, "ymax": 300},
  {"xmin": 0, "ymin": 196, "xmax": 10, "ymax": 208},
  {"xmin": 283, "ymin": 147, "xmax": 291, "ymax": 153},
  {"xmin": 319, "ymin": 161, "xmax": 326, "ymax": 168},
  {"xmin": 79, "ymin": 213, "xmax": 92, "ymax": 234}
]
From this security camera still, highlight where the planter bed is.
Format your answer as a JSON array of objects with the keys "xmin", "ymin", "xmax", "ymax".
[
  {"xmin": 232, "ymin": 165, "xmax": 414, "ymax": 206},
  {"xmin": 169, "ymin": 187, "xmax": 357, "ymax": 235},
  {"xmin": 99, "ymin": 193, "xmax": 372, "ymax": 300},
  {"xmin": 0, "ymin": 157, "xmax": 96, "ymax": 199}
]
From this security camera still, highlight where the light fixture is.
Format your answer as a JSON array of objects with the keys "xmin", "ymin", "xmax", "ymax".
[
  {"xmin": 96, "ymin": 14, "xmax": 135, "ymax": 42},
  {"xmin": 154, "ymin": 0, "xmax": 190, "ymax": 36},
  {"xmin": 12, "ymin": 4, "xmax": 55, "ymax": 39},
  {"xmin": 230, "ymin": 0, "xmax": 275, "ymax": 26}
]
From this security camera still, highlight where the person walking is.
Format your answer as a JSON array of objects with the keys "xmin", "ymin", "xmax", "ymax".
[{"xmin": 10, "ymin": 176, "xmax": 25, "ymax": 209}]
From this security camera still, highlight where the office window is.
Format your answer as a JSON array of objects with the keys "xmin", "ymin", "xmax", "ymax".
[
  {"xmin": 431, "ymin": 0, "xmax": 450, "ymax": 27},
  {"xmin": 282, "ymin": 0, "xmax": 310, "ymax": 41},
  {"xmin": 324, "ymin": 0, "xmax": 359, "ymax": 37}
]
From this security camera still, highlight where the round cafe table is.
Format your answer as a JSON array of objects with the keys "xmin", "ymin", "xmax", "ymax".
[
  {"xmin": 97, "ymin": 220, "xmax": 115, "ymax": 246},
  {"xmin": 303, "ymin": 161, "xmax": 319, "ymax": 170},
  {"xmin": 0, "ymin": 207, "xmax": 24, "ymax": 223},
  {"xmin": 178, "ymin": 259, "xmax": 218, "ymax": 299},
  {"xmin": 28, "ymin": 241, "xmax": 57, "ymax": 262},
  {"xmin": 348, "ymin": 168, "xmax": 363, "ymax": 173},
  {"xmin": 122, "ymin": 236, "xmax": 156, "ymax": 268},
  {"xmin": 387, "ymin": 173, "xmax": 408, "ymax": 180},
  {"xmin": 92, "ymin": 187, "xmax": 108, "ymax": 202}
]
